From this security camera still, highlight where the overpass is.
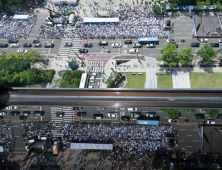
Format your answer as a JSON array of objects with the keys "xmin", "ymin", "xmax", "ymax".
[{"xmin": 1, "ymin": 86, "xmax": 222, "ymax": 109}]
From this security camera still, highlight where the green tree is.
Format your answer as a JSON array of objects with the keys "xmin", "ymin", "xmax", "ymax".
[
  {"xmin": 197, "ymin": 44, "xmax": 217, "ymax": 64},
  {"xmin": 185, "ymin": 109, "xmax": 196, "ymax": 115},
  {"xmin": 157, "ymin": 43, "xmax": 179, "ymax": 67},
  {"xmin": 152, "ymin": 5, "xmax": 161, "ymax": 15},
  {"xmin": 161, "ymin": 108, "xmax": 180, "ymax": 119},
  {"xmin": 178, "ymin": 47, "xmax": 194, "ymax": 65},
  {"xmin": 59, "ymin": 70, "xmax": 84, "ymax": 88},
  {"xmin": 196, "ymin": 0, "xmax": 205, "ymax": 11},
  {"xmin": 214, "ymin": 1, "xmax": 222, "ymax": 11},
  {"xmin": 169, "ymin": 0, "xmax": 179, "ymax": 12},
  {"xmin": 203, "ymin": 109, "xmax": 220, "ymax": 118}
]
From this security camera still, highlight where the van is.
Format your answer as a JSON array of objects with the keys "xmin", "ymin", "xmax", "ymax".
[
  {"xmin": 93, "ymin": 114, "xmax": 103, "ymax": 119},
  {"xmin": 129, "ymin": 49, "xmax": 138, "ymax": 54},
  {"xmin": 190, "ymin": 42, "xmax": 200, "ymax": 47},
  {"xmin": 98, "ymin": 41, "xmax": 108, "ymax": 46}
]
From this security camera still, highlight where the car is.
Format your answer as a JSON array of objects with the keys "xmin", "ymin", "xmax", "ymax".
[
  {"xmin": 195, "ymin": 48, "xmax": 200, "ymax": 53},
  {"xmin": 216, "ymin": 114, "xmax": 222, "ymax": 119},
  {"xmin": 130, "ymin": 112, "xmax": 141, "ymax": 118},
  {"xmin": 77, "ymin": 112, "xmax": 87, "ymax": 116},
  {"xmin": 8, "ymin": 39, "xmax": 18, "ymax": 43},
  {"xmin": 90, "ymin": 76, "xmax": 95, "ymax": 83},
  {"xmin": 166, "ymin": 39, "xmax": 176, "ymax": 44},
  {"xmin": 84, "ymin": 43, "xmax": 93, "ymax": 48},
  {"xmin": 33, "ymin": 111, "xmax": 44, "ymax": 116},
  {"xmin": 98, "ymin": 41, "xmax": 108, "ymax": 46},
  {"xmin": 210, "ymin": 43, "xmax": 219, "ymax": 47},
  {"xmin": 23, "ymin": 43, "xmax": 32, "ymax": 47},
  {"xmin": 107, "ymin": 112, "xmax": 118, "ymax": 117},
  {"xmin": 128, "ymin": 108, "xmax": 137, "ymax": 111},
  {"xmin": 22, "ymin": 111, "xmax": 31, "ymax": 116},
  {"xmin": 121, "ymin": 116, "xmax": 130, "ymax": 121},
  {"xmin": 44, "ymin": 43, "xmax": 54, "ymax": 48},
  {"xmin": 91, "ymin": 72, "xmax": 97, "ymax": 77},
  {"xmin": 6, "ymin": 106, "xmax": 17, "ymax": 110},
  {"xmin": 112, "ymin": 43, "xmax": 122, "ymax": 48},
  {"xmin": 0, "ymin": 111, "xmax": 6, "ymax": 116},
  {"xmin": 64, "ymin": 42, "xmax": 73, "ymax": 47},
  {"xmin": 129, "ymin": 49, "xmax": 139, "ymax": 54},
  {"xmin": 0, "ymin": 43, "xmax": 8, "ymax": 48},
  {"xmin": 34, "ymin": 43, "xmax": 42, "ymax": 47},
  {"xmin": 79, "ymin": 49, "xmax": 88, "ymax": 53},
  {"xmin": 10, "ymin": 43, "xmax": 20, "ymax": 48},
  {"xmin": 194, "ymin": 114, "xmax": 205, "ymax": 119},
  {"xmin": 17, "ymin": 49, "xmax": 27, "ymax": 53},
  {"xmin": 18, "ymin": 115, "xmax": 27, "ymax": 120},
  {"xmin": 73, "ymin": 107, "xmax": 80, "ymax": 110},
  {"xmin": 132, "ymin": 43, "xmax": 142, "ymax": 48},
  {"xmin": 190, "ymin": 42, "xmax": 200, "ymax": 47},
  {"xmin": 219, "ymin": 39, "xmax": 222, "ymax": 43},
  {"xmin": 32, "ymin": 40, "xmax": 40, "ymax": 44},
  {"xmin": 146, "ymin": 112, "xmax": 156, "ymax": 118},
  {"xmin": 124, "ymin": 40, "xmax": 132, "ymax": 44},
  {"xmin": 93, "ymin": 114, "xmax": 103, "ymax": 119},
  {"xmin": 54, "ymin": 112, "xmax": 65, "ymax": 117},
  {"xmin": 200, "ymin": 38, "xmax": 208, "ymax": 43},
  {"xmin": 146, "ymin": 43, "xmax": 156, "ymax": 48},
  {"xmin": 168, "ymin": 119, "xmax": 179, "ymax": 123},
  {"xmin": 10, "ymin": 111, "xmax": 20, "ymax": 116},
  {"xmin": 206, "ymin": 119, "xmax": 215, "ymax": 124}
]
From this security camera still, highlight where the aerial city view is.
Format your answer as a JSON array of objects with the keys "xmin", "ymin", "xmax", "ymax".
[{"xmin": 1, "ymin": 0, "xmax": 222, "ymax": 169}]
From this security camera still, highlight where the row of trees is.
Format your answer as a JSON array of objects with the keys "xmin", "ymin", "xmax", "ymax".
[
  {"xmin": 0, "ymin": 51, "xmax": 54, "ymax": 86},
  {"xmin": 162, "ymin": 108, "xmax": 220, "ymax": 119},
  {"xmin": 156, "ymin": 43, "xmax": 217, "ymax": 67}
]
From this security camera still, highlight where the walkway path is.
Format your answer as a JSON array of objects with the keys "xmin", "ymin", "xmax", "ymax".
[
  {"xmin": 172, "ymin": 71, "xmax": 191, "ymax": 88},
  {"xmin": 145, "ymin": 58, "xmax": 157, "ymax": 88}
]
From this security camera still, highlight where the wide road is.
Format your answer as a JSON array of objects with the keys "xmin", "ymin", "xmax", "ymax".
[{"xmin": 5, "ymin": 88, "xmax": 222, "ymax": 108}]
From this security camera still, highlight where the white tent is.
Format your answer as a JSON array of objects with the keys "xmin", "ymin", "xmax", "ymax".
[
  {"xmin": 51, "ymin": 0, "xmax": 79, "ymax": 5},
  {"xmin": 13, "ymin": 15, "xmax": 29, "ymax": 21}
]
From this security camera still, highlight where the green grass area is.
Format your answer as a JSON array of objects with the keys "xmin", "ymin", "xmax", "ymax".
[
  {"xmin": 157, "ymin": 74, "xmax": 173, "ymax": 88},
  {"xmin": 123, "ymin": 72, "xmax": 146, "ymax": 88},
  {"xmin": 190, "ymin": 72, "xmax": 222, "ymax": 88}
]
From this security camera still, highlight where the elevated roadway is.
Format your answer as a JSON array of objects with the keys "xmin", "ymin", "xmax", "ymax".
[{"xmin": 3, "ymin": 88, "xmax": 222, "ymax": 108}]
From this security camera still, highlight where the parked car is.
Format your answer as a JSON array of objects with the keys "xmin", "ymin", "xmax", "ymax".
[
  {"xmin": 194, "ymin": 114, "xmax": 205, "ymax": 119},
  {"xmin": 6, "ymin": 106, "xmax": 17, "ymax": 110},
  {"xmin": 218, "ymin": 39, "xmax": 222, "ymax": 43},
  {"xmin": 124, "ymin": 40, "xmax": 132, "ymax": 44},
  {"xmin": 84, "ymin": 43, "xmax": 93, "ymax": 48},
  {"xmin": 146, "ymin": 112, "xmax": 156, "ymax": 118},
  {"xmin": 112, "ymin": 43, "xmax": 122, "ymax": 48},
  {"xmin": 190, "ymin": 42, "xmax": 200, "ymax": 47},
  {"xmin": 33, "ymin": 111, "xmax": 44, "ymax": 116},
  {"xmin": 93, "ymin": 114, "xmax": 103, "ymax": 119},
  {"xmin": 146, "ymin": 43, "xmax": 156, "ymax": 48},
  {"xmin": 129, "ymin": 49, "xmax": 139, "ymax": 54},
  {"xmin": 10, "ymin": 43, "xmax": 20, "ymax": 48},
  {"xmin": 128, "ymin": 108, "xmax": 137, "ymax": 111},
  {"xmin": 64, "ymin": 42, "xmax": 73, "ymax": 47},
  {"xmin": 79, "ymin": 49, "xmax": 88, "ymax": 53},
  {"xmin": 206, "ymin": 119, "xmax": 215, "ymax": 124},
  {"xmin": 23, "ymin": 43, "xmax": 32, "ymax": 47},
  {"xmin": 44, "ymin": 43, "xmax": 54, "ymax": 48},
  {"xmin": 77, "ymin": 112, "xmax": 87, "ymax": 116},
  {"xmin": 200, "ymin": 38, "xmax": 208, "ymax": 43},
  {"xmin": 98, "ymin": 41, "xmax": 108, "ymax": 46},
  {"xmin": 166, "ymin": 39, "xmax": 176, "ymax": 44},
  {"xmin": 32, "ymin": 40, "xmax": 40, "ymax": 44},
  {"xmin": 121, "ymin": 116, "xmax": 130, "ymax": 121},
  {"xmin": 22, "ymin": 111, "xmax": 31, "ymax": 116},
  {"xmin": 0, "ymin": 43, "xmax": 8, "ymax": 48},
  {"xmin": 0, "ymin": 111, "xmax": 6, "ymax": 116},
  {"xmin": 130, "ymin": 112, "xmax": 141, "ymax": 118},
  {"xmin": 168, "ymin": 119, "xmax": 179, "ymax": 123},
  {"xmin": 17, "ymin": 49, "xmax": 27, "ymax": 53},
  {"xmin": 34, "ymin": 43, "xmax": 42, "ymax": 47},
  {"xmin": 107, "ymin": 112, "xmax": 118, "ymax": 117},
  {"xmin": 210, "ymin": 43, "xmax": 219, "ymax": 47},
  {"xmin": 8, "ymin": 39, "xmax": 18, "ymax": 43},
  {"xmin": 10, "ymin": 111, "xmax": 20, "ymax": 116},
  {"xmin": 132, "ymin": 43, "xmax": 142, "ymax": 48}
]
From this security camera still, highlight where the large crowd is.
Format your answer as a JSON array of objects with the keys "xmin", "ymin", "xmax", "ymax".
[
  {"xmin": 0, "ymin": 121, "xmax": 14, "ymax": 152},
  {"xmin": 0, "ymin": 15, "xmax": 37, "ymax": 39}
]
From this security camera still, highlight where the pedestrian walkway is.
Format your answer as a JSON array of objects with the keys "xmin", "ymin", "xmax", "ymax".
[
  {"xmin": 87, "ymin": 60, "xmax": 105, "ymax": 73},
  {"xmin": 51, "ymin": 107, "xmax": 74, "ymax": 123},
  {"xmin": 58, "ymin": 38, "xmax": 81, "ymax": 58},
  {"xmin": 145, "ymin": 58, "xmax": 157, "ymax": 88},
  {"xmin": 172, "ymin": 71, "xmax": 191, "ymax": 88}
]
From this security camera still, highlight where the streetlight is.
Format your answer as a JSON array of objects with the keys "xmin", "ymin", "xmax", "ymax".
[{"xmin": 72, "ymin": 50, "xmax": 85, "ymax": 67}]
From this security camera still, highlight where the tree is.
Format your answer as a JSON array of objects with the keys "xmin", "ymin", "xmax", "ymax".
[
  {"xmin": 203, "ymin": 109, "xmax": 220, "ymax": 118},
  {"xmin": 178, "ymin": 47, "xmax": 194, "ymax": 65},
  {"xmin": 157, "ymin": 43, "xmax": 179, "ymax": 67},
  {"xmin": 161, "ymin": 108, "xmax": 180, "ymax": 119},
  {"xmin": 197, "ymin": 44, "xmax": 217, "ymax": 64},
  {"xmin": 214, "ymin": 1, "xmax": 222, "ymax": 11},
  {"xmin": 196, "ymin": 0, "xmax": 205, "ymax": 11},
  {"xmin": 152, "ymin": 5, "xmax": 161, "ymax": 15},
  {"xmin": 185, "ymin": 109, "xmax": 196, "ymax": 115},
  {"xmin": 169, "ymin": 0, "xmax": 179, "ymax": 12}
]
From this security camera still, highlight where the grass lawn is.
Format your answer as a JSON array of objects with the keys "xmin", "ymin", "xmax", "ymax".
[
  {"xmin": 157, "ymin": 74, "xmax": 173, "ymax": 88},
  {"xmin": 190, "ymin": 72, "xmax": 222, "ymax": 88},
  {"xmin": 123, "ymin": 72, "xmax": 146, "ymax": 88}
]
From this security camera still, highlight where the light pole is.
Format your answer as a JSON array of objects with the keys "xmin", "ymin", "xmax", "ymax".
[{"xmin": 72, "ymin": 50, "xmax": 85, "ymax": 67}]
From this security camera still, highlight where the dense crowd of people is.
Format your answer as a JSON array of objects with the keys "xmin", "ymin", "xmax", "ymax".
[
  {"xmin": 0, "ymin": 121, "xmax": 14, "ymax": 152},
  {"xmin": 0, "ymin": 15, "xmax": 37, "ymax": 39}
]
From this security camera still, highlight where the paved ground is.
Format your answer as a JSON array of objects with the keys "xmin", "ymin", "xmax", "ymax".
[
  {"xmin": 172, "ymin": 70, "xmax": 191, "ymax": 89},
  {"xmin": 145, "ymin": 57, "xmax": 158, "ymax": 88}
]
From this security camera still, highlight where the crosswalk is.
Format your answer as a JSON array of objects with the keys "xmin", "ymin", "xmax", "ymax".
[
  {"xmin": 87, "ymin": 60, "xmax": 105, "ymax": 73},
  {"xmin": 57, "ymin": 38, "xmax": 82, "ymax": 58},
  {"xmin": 81, "ymin": 117, "xmax": 118, "ymax": 121}
]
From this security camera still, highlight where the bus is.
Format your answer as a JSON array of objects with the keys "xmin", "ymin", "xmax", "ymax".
[
  {"xmin": 138, "ymin": 37, "xmax": 159, "ymax": 45},
  {"xmin": 136, "ymin": 116, "xmax": 159, "ymax": 125}
]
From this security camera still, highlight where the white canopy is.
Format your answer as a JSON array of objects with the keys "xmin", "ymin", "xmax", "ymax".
[
  {"xmin": 51, "ymin": 0, "xmax": 78, "ymax": 5},
  {"xmin": 13, "ymin": 15, "xmax": 29, "ymax": 20}
]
